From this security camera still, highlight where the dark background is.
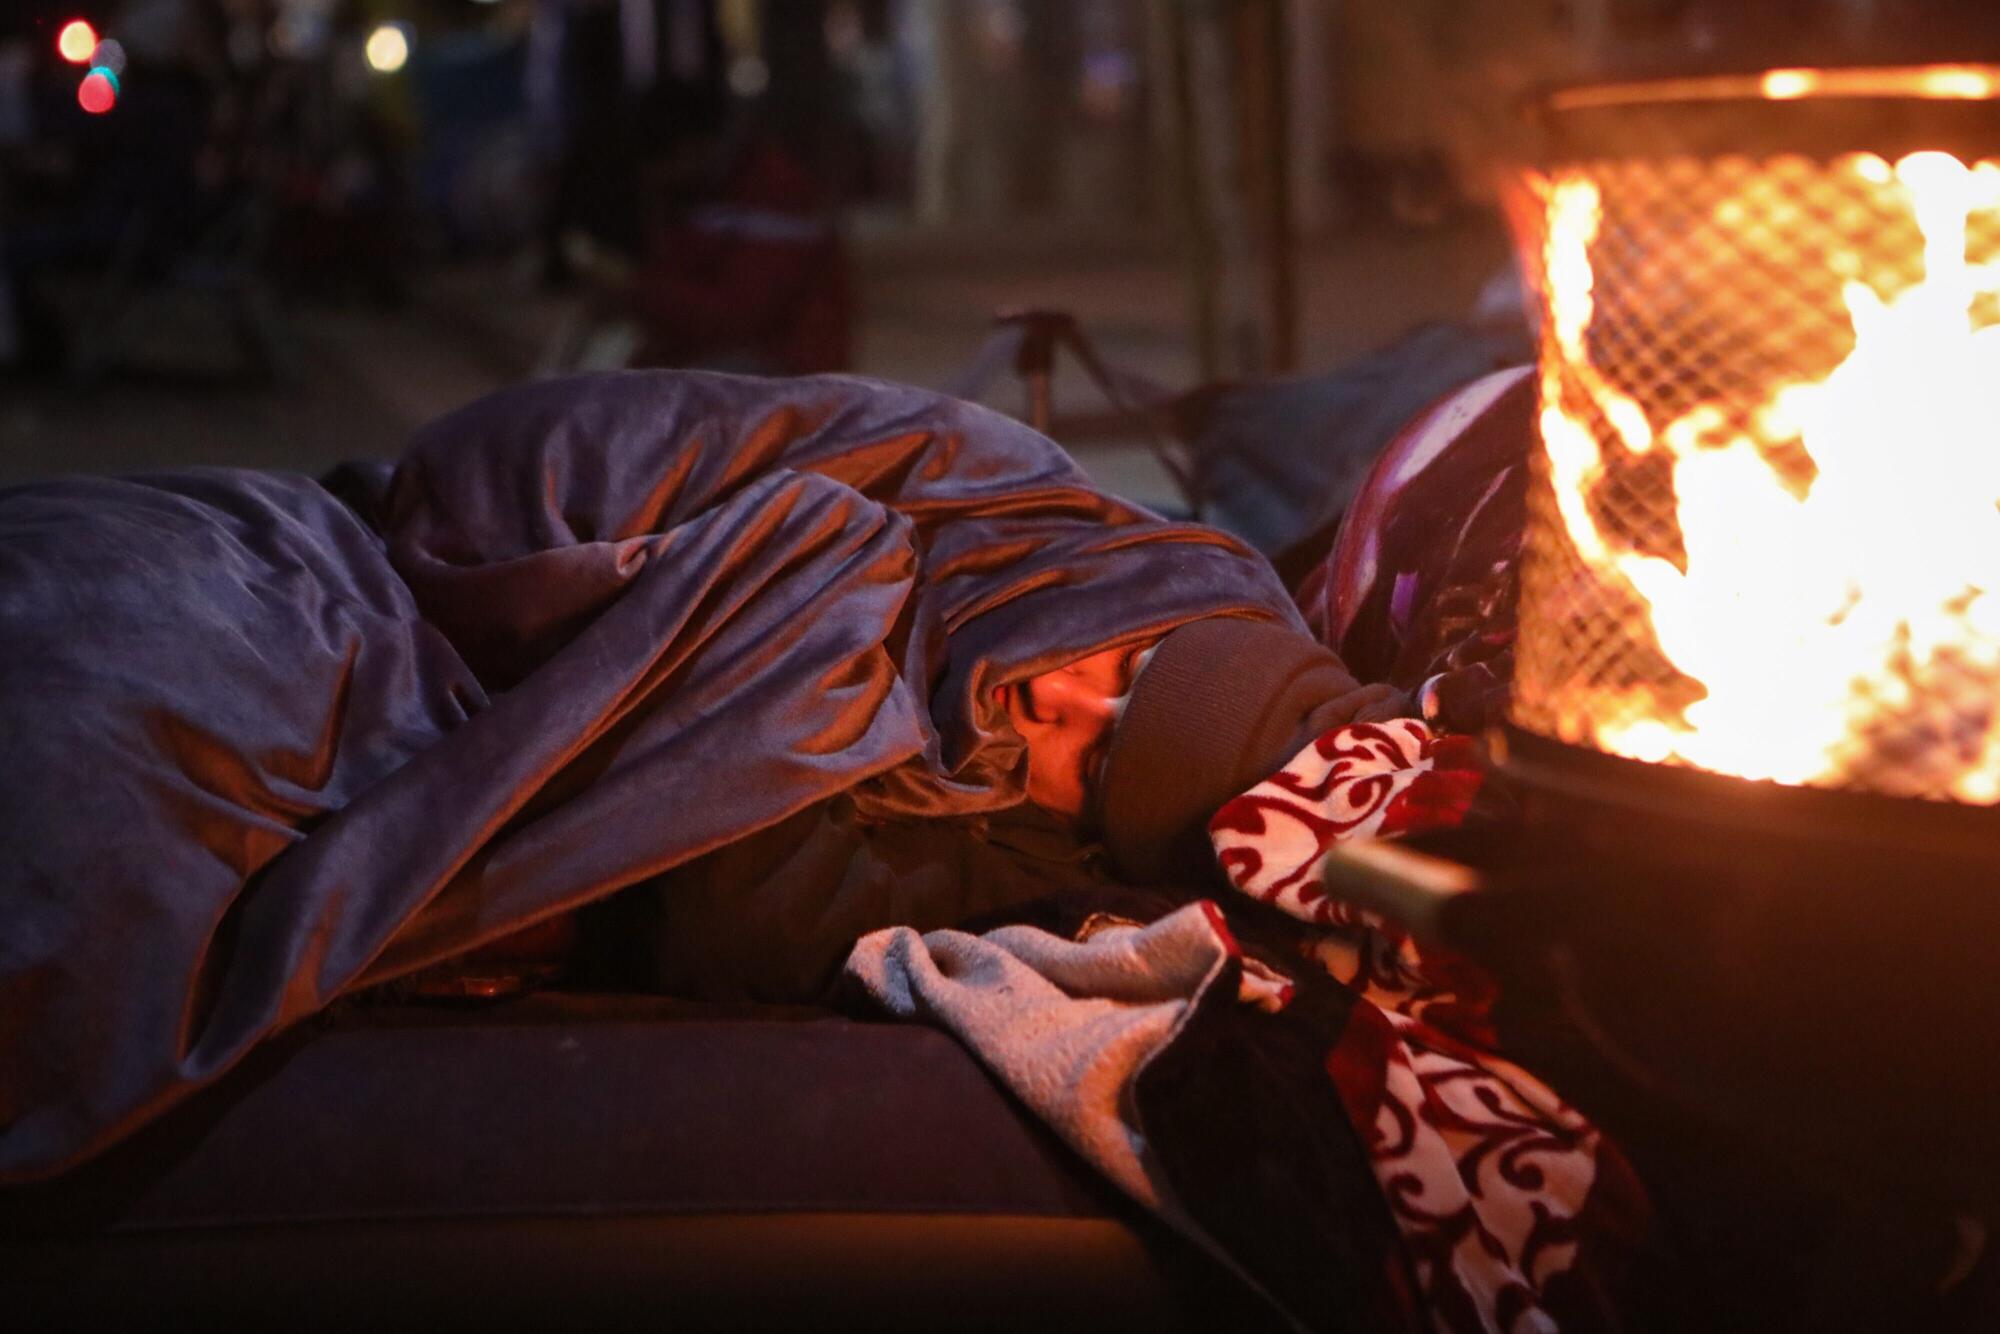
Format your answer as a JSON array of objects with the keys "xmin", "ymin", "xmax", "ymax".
[{"xmin": 0, "ymin": 0, "xmax": 1552, "ymax": 499}]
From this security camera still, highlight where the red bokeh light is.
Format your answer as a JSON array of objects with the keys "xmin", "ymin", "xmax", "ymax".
[
  {"xmin": 57, "ymin": 19, "xmax": 98, "ymax": 64},
  {"xmin": 77, "ymin": 69, "xmax": 116, "ymax": 115}
]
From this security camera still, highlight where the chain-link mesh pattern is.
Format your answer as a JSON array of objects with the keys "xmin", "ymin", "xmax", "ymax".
[{"xmin": 1510, "ymin": 147, "xmax": 2000, "ymax": 802}]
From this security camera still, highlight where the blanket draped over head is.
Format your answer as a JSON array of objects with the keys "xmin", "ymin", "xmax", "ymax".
[{"xmin": 0, "ymin": 371, "xmax": 1302, "ymax": 1182}]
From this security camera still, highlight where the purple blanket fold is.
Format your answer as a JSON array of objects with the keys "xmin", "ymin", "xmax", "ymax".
[{"xmin": 0, "ymin": 370, "xmax": 1300, "ymax": 1181}]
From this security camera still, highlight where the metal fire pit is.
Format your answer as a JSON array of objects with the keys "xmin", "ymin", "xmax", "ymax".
[
  {"xmin": 1510, "ymin": 69, "xmax": 2000, "ymax": 801},
  {"xmin": 1469, "ymin": 54, "xmax": 2000, "ymax": 1203},
  {"xmin": 1487, "ymin": 725, "xmax": 2000, "ymax": 1198}
]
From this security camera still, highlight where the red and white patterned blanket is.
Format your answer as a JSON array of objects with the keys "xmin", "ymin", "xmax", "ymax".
[{"xmin": 1211, "ymin": 720, "xmax": 1641, "ymax": 1333}]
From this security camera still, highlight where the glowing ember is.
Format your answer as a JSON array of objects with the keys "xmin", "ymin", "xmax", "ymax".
[{"xmin": 1534, "ymin": 151, "xmax": 2000, "ymax": 802}]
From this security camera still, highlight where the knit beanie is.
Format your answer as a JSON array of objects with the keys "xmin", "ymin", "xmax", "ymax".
[{"xmin": 1097, "ymin": 617, "xmax": 1406, "ymax": 885}]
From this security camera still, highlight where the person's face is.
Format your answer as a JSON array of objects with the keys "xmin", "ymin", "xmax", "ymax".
[{"xmin": 994, "ymin": 639, "xmax": 1157, "ymax": 824}]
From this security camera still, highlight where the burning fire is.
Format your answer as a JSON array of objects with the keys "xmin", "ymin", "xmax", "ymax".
[{"xmin": 1535, "ymin": 150, "xmax": 2000, "ymax": 801}]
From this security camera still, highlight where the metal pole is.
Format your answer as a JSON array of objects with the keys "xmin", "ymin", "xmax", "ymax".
[
  {"xmin": 1260, "ymin": 0, "xmax": 1298, "ymax": 373},
  {"xmin": 1162, "ymin": 0, "xmax": 1222, "ymax": 381}
]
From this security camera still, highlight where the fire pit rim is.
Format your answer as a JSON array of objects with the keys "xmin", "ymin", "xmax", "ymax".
[
  {"xmin": 1493, "ymin": 724, "xmax": 2000, "ymax": 867},
  {"xmin": 1523, "ymin": 82, "xmax": 2000, "ymax": 161},
  {"xmin": 1542, "ymin": 64, "xmax": 2000, "ymax": 116}
]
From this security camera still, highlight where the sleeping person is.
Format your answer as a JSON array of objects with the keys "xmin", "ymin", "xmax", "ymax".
[
  {"xmin": 616, "ymin": 611, "xmax": 1406, "ymax": 1002},
  {"xmin": 0, "ymin": 369, "xmax": 1400, "ymax": 1180}
]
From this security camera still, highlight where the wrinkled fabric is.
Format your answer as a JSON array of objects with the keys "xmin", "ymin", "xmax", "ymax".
[
  {"xmin": 845, "ymin": 899, "xmax": 1320, "ymax": 1327},
  {"xmin": 850, "ymin": 715, "xmax": 1642, "ymax": 1333},
  {"xmin": 853, "ymin": 880, "xmax": 1421, "ymax": 1334},
  {"xmin": 1187, "ymin": 322, "xmax": 1532, "ymax": 561},
  {"xmin": 0, "ymin": 370, "xmax": 1303, "ymax": 1181},
  {"xmin": 1297, "ymin": 365, "xmax": 1533, "ymax": 733},
  {"xmin": 1211, "ymin": 720, "xmax": 1645, "ymax": 1332},
  {"xmin": 845, "ymin": 902, "xmax": 1248, "ymax": 1212},
  {"xmin": 608, "ymin": 796, "xmax": 1115, "ymax": 1004}
]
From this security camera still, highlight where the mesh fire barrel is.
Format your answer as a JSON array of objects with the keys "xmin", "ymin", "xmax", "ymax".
[
  {"xmin": 1472, "ymin": 50, "xmax": 2000, "ymax": 1206},
  {"xmin": 1506, "ymin": 67, "xmax": 2000, "ymax": 803}
]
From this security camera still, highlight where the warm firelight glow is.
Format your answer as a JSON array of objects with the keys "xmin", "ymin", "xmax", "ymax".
[
  {"xmin": 1548, "ymin": 64, "xmax": 2000, "ymax": 112},
  {"xmin": 1916, "ymin": 67, "xmax": 2000, "ymax": 99},
  {"xmin": 1535, "ymin": 152, "xmax": 2000, "ymax": 802},
  {"xmin": 1761, "ymin": 69, "xmax": 1817, "ymax": 100}
]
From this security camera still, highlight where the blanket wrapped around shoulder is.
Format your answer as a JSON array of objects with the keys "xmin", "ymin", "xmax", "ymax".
[{"xmin": 0, "ymin": 371, "xmax": 1302, "ymax": 1181}]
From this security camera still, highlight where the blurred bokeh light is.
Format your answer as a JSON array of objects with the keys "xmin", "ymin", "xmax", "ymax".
[
  {"xmin": 56, "ymin": 19, "xmax": 98, "ymax": 65},
  {"xmin": 77, "ymin": 67, "xmax": 117, "ymax": 115},
  {"xmin": 365, "ymin": 23, "xmax": 411, "ymax": 75}
]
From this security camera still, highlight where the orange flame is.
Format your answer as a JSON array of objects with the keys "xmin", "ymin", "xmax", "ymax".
[{"xmin": 1538, "ymin": 152, "xmax": 2000, "ymax": 801}]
